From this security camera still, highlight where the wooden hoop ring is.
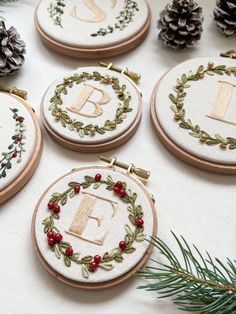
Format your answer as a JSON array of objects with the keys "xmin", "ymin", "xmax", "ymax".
[
  {"xmin": 41, "ymin": 73, "xmax": 142, "ymax": 153},
  {"xmin": 0, "ymin": 94, "xmax": 43, "ymax": 204},
  {"xmin": 34, "ymin": 2, "xmax": 151, "ymax": 59},
  {"xmin": 151, "ymin": 77, "xmax": 236, "ymax": 175},
  {"xmin": 31, "ymin": 166, "xmax": 158, "ymax": 289}
]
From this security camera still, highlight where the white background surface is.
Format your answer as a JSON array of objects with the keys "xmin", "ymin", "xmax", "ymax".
[{"xmin": 0, "ymin": 1, "xmax": 236, "ymax": 314}]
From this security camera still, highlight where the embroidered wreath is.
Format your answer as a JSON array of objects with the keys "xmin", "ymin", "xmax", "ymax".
[
  {"xmin": 48, "ymin": 0, "xmax": 139, "ymax": 37},
  {"xmin": 170, "ymin": 62, "xmax": 236, "ymax": 150},
  {"xmin": 0, "ymin": 108, "xmax": 26, "ymax": 179},
  {"xmin": 42, "ymin": 173, "xmax": 145, "ymax": 279},
  {"xmin": 49, "ymin": 71, "xmax": 133, "ymax": 138}
]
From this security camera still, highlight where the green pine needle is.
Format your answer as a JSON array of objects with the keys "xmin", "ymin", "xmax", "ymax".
[{"xmin": 138, "ymin": 232, "xmax": 236, "ymax": 314}]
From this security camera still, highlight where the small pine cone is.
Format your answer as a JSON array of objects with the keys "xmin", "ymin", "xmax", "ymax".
[
  {"xmin": 214, "ymin": 0, "xmax": 236, "ymax": 36},
  {"xmin": 158, "ymin": 0, "xmax": 204, "ymax": 49},
  {"xmin": 0, "ymin": 21, "xmax": 26, "ymax": 76}
]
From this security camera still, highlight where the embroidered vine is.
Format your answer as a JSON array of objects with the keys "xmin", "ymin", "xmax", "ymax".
[
  {"xmin": 49, "ymin": 71, "xmax": 132, "ymax": 138},
  {"xmin": 0, "ymin": 108, "xmax": 26, "ymax": 179},
  {"xmin": 42, "ymin": 174, "xmax": 145, "ymax": 279},
  {"xmin": 91, "ymin": 0, "xmax": 139, "ymax": 37},
  {"xmin": 170, "ymin": 62, "xmax": 236, "ymax": 150},
  {"xmin": 48, "ymin": 0, "xmax": 66, "ymax": 28}
]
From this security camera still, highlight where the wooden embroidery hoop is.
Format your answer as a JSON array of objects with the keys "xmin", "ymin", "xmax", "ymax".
[
  {"xmin": 34, "ymin": 2, "xmax": 151, "ymax": 59},
  {"xmin": 41, "ymin": 71, "xmax": 142, "ymax": 153},
  {"xmin": 0, "ymin": 93, "xmax": 43, "ymax": 204},
  {"xmin": 151, "ymin": 75, "xmax": 236, "ymax": 175},
  {"xmin": 31, "ymin": 165, "xmax": 158, "ymax": 290}
]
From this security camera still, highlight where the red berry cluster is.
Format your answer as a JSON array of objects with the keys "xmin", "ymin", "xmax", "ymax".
[
  {"xmin": 47, "ymin": 202, "xmax": 61, "ymax": 214},
  {"xmin": 95, "ymin": 173, "xmax": 102, "ymax": 181},
  {"xmin": 74, "ymin": 185, "xmax": 80, "ymax": 194},
  {"xmin": 113, "ymin": 181, "xmax": 126, "ymax": 198},
  {"xmin": 135, "ymin": 218, "xmax": 144, "ymax": 228},
  {"xmin": 47, "ymin": 231, "xmax": 63, "ymax": 246},
  {"xmin": 16, "ymin": 117, "xmax": 24, "ymax": 123},
  {"xmin": 65, "ymin": 247, "xmax": 74, "ymax": 256},
  {"xmin": 119, "ymin": 241, "xmax": 127, "ymax": 250},
  {"xmin": 12, "ymin": 151, "xmax": 17, "ymax": 158},
  {"xmin": 90, "ymin": 255, "xmax": 102, "ymax": 271}
]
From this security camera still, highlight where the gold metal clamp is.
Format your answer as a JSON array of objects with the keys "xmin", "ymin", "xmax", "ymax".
[
  {"xmin": 220, "ymin": 50, "xmax": 236, "ymax": 59},
  {"xmin": 99, "ymin": 62, "xmax": 141, "ymax": 84},
  {"xmin": 0, "ymin": 86, "xmax": 28, "ymax": 100},
  {"xmin": 99, "ymin": 156, "xmax": 150, "ymax": 181}
]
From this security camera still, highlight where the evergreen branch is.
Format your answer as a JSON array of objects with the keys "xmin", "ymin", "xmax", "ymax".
[{"xmin": 138, "ymin": 232, "xmax": 236, "ymax": 313}]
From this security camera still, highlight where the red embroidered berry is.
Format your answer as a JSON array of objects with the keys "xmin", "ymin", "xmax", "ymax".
[
  {"xmin": 65, "ymin": 247, "xmax": 73, "ymax": 256},
  {"xmin": 1, "ymin": 163, "xmax": 5, "ymax": 168},
  {"xmin": 74, "ymin": 185, "xmax": 81, "ymax": 194},
  {"xmin": 54, "ymin": 233, "xmax": 63, "ymax": 242},
  {"xmin": 47, "ymin": 231, "xmax": 54, "ymax": 239},
  {"xmin": 118, "ymin": 189, "xmax": 126, "ymax": 198},
  {"xmin": 119, "ymin": 241, "xmax": 127, "ymax": 250},
  {"xmin": 16, "ymin": 117, "xmax": 24, "ymax": 123},
  {"xmin": 136, "ymin": 218, "xmax": 144, "ymax": 227},
  {"xmin": 17, "ymin": 136, "xmax": 22, "ymax": 142},
  {"xmin": 53, "ymin": 204, "xmax": 61, "ymax": 214},
  {"xmin": 113, "ymin": 186, "xmax": 120, "ymax": 194},
  {"xmin": 90, "ymin": 262, "xmax": 99, "ymax": 270},
  {"xmin": 94, "ymin": 255, "xmax": 101, "ymax": 264},
  {"xmin": 95, "ymin": 174, "xmax": 102, "ymax": 181},
  {"xmin": 48, "ymin": 237, "xmax": 55, "ymax": 246},
  {"xmin": 12, "ymin": 152, "xmax": 17, "ymax": 158},
  {"xmin": 47, "ymin": 202, "xmax": 55, "ymax": 210},
  {"xmin": 115, "ymin": 181, "xmax": 123, "ymax": 189}
]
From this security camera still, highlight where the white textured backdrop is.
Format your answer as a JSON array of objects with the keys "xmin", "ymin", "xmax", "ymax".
[{"xmin": 0, "ymin": 1, "xmax": 236, "ymax": 314}]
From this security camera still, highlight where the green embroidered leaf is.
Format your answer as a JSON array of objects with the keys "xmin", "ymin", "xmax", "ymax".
[
  {"xmin": 54, "ymin": 244, "xmax": 61, "ymax": 259},
  {"xmin": 124, "ymin": 247, "xmax": 136, "ymax": 254},
  {"xmin": 64, "ymin": 255, "xmax": 71, "ymax": 267},
  {"xmin": 82, "ymin": 264, "xmax": 89, "ymax": 279},
  {"xmin": 99, "ymin": 263, "xmax": 114, "ymax": 271},
  {"xmin": 81, "ymin": 256, "xmax": 93, "ymax": 263},
  {"xmin": 60, "ymin": 194, "xmax": 67, "ymax": 205}
]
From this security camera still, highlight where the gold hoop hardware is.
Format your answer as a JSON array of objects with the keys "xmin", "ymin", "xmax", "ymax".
[
  {"xmin": 0, "ymin": 86, "xmax": 28, "ymax": 100},
  {"xmin": 99, "ymin": 156, "xmax": 150, "ymax": 181},
  {"xmin": 99, "ymin": 62, "xmax": 141, "ymax": 84},
  {"xmin": 220, "ymin": 50, "xmax": 236, "ymax": 59}
]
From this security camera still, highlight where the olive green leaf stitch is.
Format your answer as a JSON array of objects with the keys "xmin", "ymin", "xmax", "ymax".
[
  {"xmin": 42, "ymin": 174, "xmax": 145, "ymax": 279},
  {"xmin": 170, "ymin": 62, "xmax": 236, "ymax": 150},
  {"xmin": 49, "ymin": 71, "xmax": 133, "ymax": 138}
]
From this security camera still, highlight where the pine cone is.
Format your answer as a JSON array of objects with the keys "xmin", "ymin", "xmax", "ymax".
[
  {"xmin": 0, "ymin": 21, "xmax": 26, "ymax": 76},
  {"xmin": 158, "ymin": 0, "xmax": 203, "ymax": 49},
  {"xmin": 214, "ymin": 0, "xmax": 236, "ymax": 36}
]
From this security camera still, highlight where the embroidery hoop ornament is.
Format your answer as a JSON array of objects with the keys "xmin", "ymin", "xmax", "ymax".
[
  {"xmin": 34, "ymin": 0, "xmax": 151, "ymax": 59},
  {"xmin": 41, "ymin": 63, "xmax": 142, "ymax": 153},
  {"xmin": 32, "ymin": 156, "xmax": 157, "ymax": 289},
  {"xmin": 151, "ymin": 53, "xmax": 236, "ymax": 174},
  {"xmin": 0, "ymin": 87, "xmax": 42, "ymax": 204}
]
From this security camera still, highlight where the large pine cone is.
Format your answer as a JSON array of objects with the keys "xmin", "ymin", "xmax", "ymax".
[
  {"xmin": 158, "ymin": 0, "xmax": 203, "ymax": 49},
  {"xmin": 214, "ymin": 0, "xmax": 236, "ymax": 36},
  {"xmin": 0, "ymin": 21, "xmax": 26, "ymax": 76}
]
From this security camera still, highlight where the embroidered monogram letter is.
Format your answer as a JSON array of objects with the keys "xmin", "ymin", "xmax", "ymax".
[
  {"xmin": 70, "ymin": 0, "xmax": 116, "ymax": 23},
  {"xmin": 66, "ymin": 192, "xmax": 118, "ymax": 245},
  {"xmin": 207, "ymin": 81, "xmax": 236, "ymax": 126},
  {"xmin": 68, "ymin": 84, "xmax": 111, "ymax": 118}
]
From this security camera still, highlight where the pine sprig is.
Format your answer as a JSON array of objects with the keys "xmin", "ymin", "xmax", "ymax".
[{"xmin": 138, "ymin": 233, "xmax": 236, "ymax": 313}]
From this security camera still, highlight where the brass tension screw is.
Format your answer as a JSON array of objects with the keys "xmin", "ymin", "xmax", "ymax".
[
  {"xmin": 220, "ymin": 50, "xmax": 236, "ymax": 59},
  {"xmin": 99, "ymin": 62, "xmax": 141, "ymax": 83},
  {"xmin": 99, "ymin": 156, "xmax": 151, "ymax": 181},
  {"xmin": 0, "ymin": 86, "xmax": 28, "ymax": 100}
]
